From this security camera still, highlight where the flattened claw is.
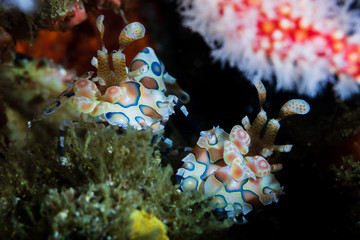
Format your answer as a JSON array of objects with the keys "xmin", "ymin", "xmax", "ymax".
[
  {"xmin": 279, "ymin": 99, "xmax": 310, "ymax": 119},
  {"xmin": 118, "ymin": 22, "xmax": 145, "ymax": 51}
]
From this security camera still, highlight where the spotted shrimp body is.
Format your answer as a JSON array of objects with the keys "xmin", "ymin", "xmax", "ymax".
[{"xmin": 177, "ymin": 81, "xmax": 310, "ymax": 217}]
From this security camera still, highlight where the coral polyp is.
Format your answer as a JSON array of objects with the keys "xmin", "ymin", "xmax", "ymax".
[
  {"xmin": 45, "ymin": 15, "xmax": 186, "ymax": 131},
  {"xmin": 177, "ymin": 81, "xmax": 310, "ymax": 217}
]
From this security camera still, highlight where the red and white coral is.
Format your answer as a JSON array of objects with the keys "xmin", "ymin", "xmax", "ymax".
[{"xmin": 179, "ymin": 0, "xmax": 360, "ymax": 98}]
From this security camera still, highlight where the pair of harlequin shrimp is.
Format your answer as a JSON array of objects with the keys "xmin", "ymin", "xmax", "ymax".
[
  {"xmin": 45, "ymin": 15, "xmax": 189, "ymax": 131},
  {"xmin": 176, "ymin": 81, "xmax": 310, "ymax": 217}
]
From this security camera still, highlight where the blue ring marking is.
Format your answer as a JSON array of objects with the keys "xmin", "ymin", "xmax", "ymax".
[
  {"xmin": 185, "ymin": 162, "xmax": 195, "ymax": 171},
  {"xmin": 208, "ymin": 137, "xmax": 218, "ymax": 146},
  {"xmin": 213, "ymin": 175, "xmax": 259, "ymax": 205},
  {"xmin": 212, "ymin": 194, "xmax": 228, "ymax": 211},
  {"xmin": 129, "ymin": 59, "xmax": 148, "ymax": 73},
  {"xmin": 139, "ymin": 105, "xmax": 146, "ymax": 115},
  {"xmin": 135, "ymin": 116, "xmax": 145, "ymax": 124},
  {"xmin": 181, "ymin": 176, "xmax": 199, "ymax": 191},
  {"xmin": 261, "ymin": 186, "xmax": 274, "ymax": 195},
  {"xmin": 113, "ymin": 82, "xmax": 141, "ymax": 108},
  {"xmin": 151, "ymin": 61, "xmax": 162, "ymax": 76},
  {"xmin": 138, "ymin": 104, "xmax": 147, "ymax": 116},
  {"xmin": 197, "ymin": 160, "xmax": 209, "ymax": 181},
  {"xmin": 233, "ymin": 179, "xmax": 259, "ymax": 203},
  {"xmin": 141, "ymin": 77, "xmax": 159, "ymax": 90},
  {"xmin": 199, "ymin": 150, "xmax": 224, "ymax": 181},
  {"xmin": 156, "ymin": 101, "xmax": 166, "ymax": 108},
  {"xmin": 140, "ymin": 47, "xmax": 150, "ymax": 54},
  {"xmin": 139, "ymin": 104, "xmax": 158, "ymax": 117},
  {"xmin": 105, "ymin": 112, "xmax": 130, "ymax": 125}
]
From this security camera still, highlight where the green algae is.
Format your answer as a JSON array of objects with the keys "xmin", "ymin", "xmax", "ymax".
[
  {"xmin": 333, "ymin": 155, "xmax": 360, "ymax": 189},
  {"xmin": 0, "ymin": 58, "xmax": 78, "ymax": 149},
  {"xmin": 0, "ymin": 122, "xmax": 233, "ymax": 239}
]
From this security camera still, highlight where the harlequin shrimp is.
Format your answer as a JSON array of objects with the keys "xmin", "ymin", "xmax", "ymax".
[
  {"xmin": 44, "ymin": 15, "xmax": 189, "ymax": 131},
  {"xmin": 176, "ymin": 81, "xmax": 310, "ymax": 217}
]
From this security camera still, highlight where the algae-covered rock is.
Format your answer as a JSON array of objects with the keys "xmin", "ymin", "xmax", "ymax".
[
  {"xmin": 0, "ymin": 122, "xmax": 233, "ymax": 239},
  {"xmin": 0, "ymin": 58, "xmax": 78, "ymax": 148}
]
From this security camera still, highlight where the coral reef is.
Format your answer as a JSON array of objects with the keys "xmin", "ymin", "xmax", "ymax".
[
  {"xmin": 178, "ymin": 0, "xmax": 360, "ymax": 98},
  {"xmin": 177, "ymin": 81, "xmax": 310, "ymax": 217},
  {"xmin": 0, "ymin": 123, "xmax": 232, "ymax": 239}
]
